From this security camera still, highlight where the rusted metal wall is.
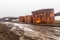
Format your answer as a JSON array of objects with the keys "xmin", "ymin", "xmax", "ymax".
[
  {"xmin": 19, "ymin": 16, "xmax": 25, "ymax": 22},
  {"xmin": 32, "ymin": 9, "xmax": 55, "ymax": 24},
  {"xmin": 24, "ymin": 15, "xmax": 33, "ymax": 23}
]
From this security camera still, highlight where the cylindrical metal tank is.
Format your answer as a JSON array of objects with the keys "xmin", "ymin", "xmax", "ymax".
[
  {"xmin": 24, "ymin": 15, "xmax": 33, "ymax": 23},
  {"xmin": 32, "ymin": 9, "xmax": 55, "ymax": 24},
  {"xmin": 19, "ymin": 16, "xmax": 25, "ymax": 22}
]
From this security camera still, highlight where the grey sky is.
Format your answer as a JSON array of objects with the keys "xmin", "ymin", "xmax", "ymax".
[{"xmin": 0, "ymin": 0, "xmax": 60, "ymax": 20}]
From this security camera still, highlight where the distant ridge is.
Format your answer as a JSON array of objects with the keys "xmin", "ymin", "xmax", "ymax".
[{"xmin": 55, "ymin": 12, "xmax": 60, "ymax": 16}]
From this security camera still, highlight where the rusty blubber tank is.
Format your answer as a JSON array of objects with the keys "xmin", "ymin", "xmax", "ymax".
[
  {"xmin": 24, "ymin": 15, "xmax": 33, "ymax": 23},
  {"xmin": 32, "ymin": 9, "xmax": 55, "ymax": 24},
  {"xmin": 19, "ymin": 16, "xmax": 25, "ymax": 22}
]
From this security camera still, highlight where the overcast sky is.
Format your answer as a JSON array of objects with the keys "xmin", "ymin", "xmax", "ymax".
[{"xmin": 0, "ymin": 0, "xmax": 60, "ymax": 20}]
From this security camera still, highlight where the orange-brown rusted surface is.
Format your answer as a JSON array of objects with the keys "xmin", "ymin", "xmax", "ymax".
[
  {"xmin": 32, "ymin": 9, "xmax": 55, "ymax": 24},
  {"xmin": 24, "ymin": 15, "xmax": 33, "ymax": 23},
  {"xmin": 19, "ymin": 9, "xmax": 55, "ymax": 24},
  {"xmin": 19, "ymin": 16, "xmax": 25, "ymax": 22}
]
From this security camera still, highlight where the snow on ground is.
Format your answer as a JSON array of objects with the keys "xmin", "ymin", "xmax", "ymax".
[
  {"xmin": 1, "ymin": 22, "xmax": 34, "ymax": 32},
  {"xmin": 1, "ymin": 22, "xmax": 42, "ymax": 37},
  {"xmin": 1, "ymin": 22, "xmax": 60, "ymax": 40}
]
